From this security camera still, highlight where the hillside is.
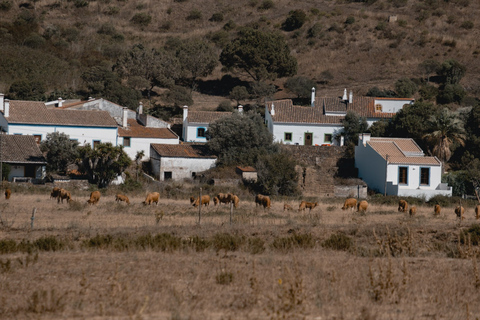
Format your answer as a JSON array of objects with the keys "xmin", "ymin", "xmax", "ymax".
[{"xmin": 0, "ymin": 0, "xmax": 479, "ymax": 110}]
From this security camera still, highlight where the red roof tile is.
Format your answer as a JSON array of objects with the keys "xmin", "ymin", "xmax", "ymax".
[
  {"xmin": 151, "ymin": 144, "xmax": 217, "ymax": 159},
  {"xmin": 118, "ymin": 119, "xmax": 178, "ymax": 139},
  {"xmin": 0, "ymin": 135, "xmax": 46, "ymax": 164}
]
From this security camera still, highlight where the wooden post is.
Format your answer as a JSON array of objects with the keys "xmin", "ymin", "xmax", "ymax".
[
  {"xmin": 230, "ymin": 201, "xmax": 233, "ymax": 225},
  {"xmin": 31, "ymin": 207, "xmax": 36, "ymax": 229},
  {"xmin": 384, "ymin": 154, "xmax": 389, "ymax": 196},
  {"xmin": 357, "ymin": 185, "xmax": 360, "ymax": 199},
  {"xmin": 198, "ymin": 187, "xmax": 202, "ymax": 224}
]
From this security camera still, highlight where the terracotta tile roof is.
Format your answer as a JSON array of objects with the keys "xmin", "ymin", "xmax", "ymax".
[
  {"xmin": 0, "ymin": 135, "xmax": 46, "ymax": 164},
  {"xmin": 187, "ymin": 111, "xmax": 231, "ymax": 124},
  {"xmin": 367, "ymin": 137, "xmax": 441, "ymax": 166},
  {"xmin": 7, "ymin": 101, "xmax": 118, "ymax": 127},
  {"xmin": 236, "ymin": 166, "xmax": 256, "ymax": 172},
  {"xmin": 118, "ymin": 119, "xmax": 178, "ymax": 139},
  {"xmin": 151, "ymin": 144, "xmax": 217, "ymax": 159}
]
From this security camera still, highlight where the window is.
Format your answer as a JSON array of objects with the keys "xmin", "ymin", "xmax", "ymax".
[
  {"xmin": 375, "ymin": 104, "xmax": 382, "ymax": 112},
  {"xmin": 324, "ymin": 134, "xmax": 332, "ymax": 143},
  {"xmin": 420, "ymin": 167, "xmax": 430, "ymax": 185},
  {"xmin": 123, "ymin": 137, "xmax": 131, "ymax": 147},
  {"xmin": 164, "ymin": 171, "xmax": 172, "ymax": 180},
  {"xmin": 192, "ymin": 172, "xmax": 196, "ymax": 178},
  {"xmin": 399, "ymin": 167, "xmax": 408, "ymax": 184},
  {"xmin": 33, "ymin": 135, "xmax": 41, "ymax": 144},
  {"xmin": 197, "ymin": 128, "xmax": 206, "ymax": 138},
  {"xmin": 284, "ymin": 132, "xmax": 292, "ymax": 141},
  {"xmin": 93, "ymin": 140, "xmax": 101, "ymax": 148}
]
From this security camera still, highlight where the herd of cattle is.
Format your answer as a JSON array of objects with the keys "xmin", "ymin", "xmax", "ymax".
[{"xmin": 3, "ymin": 187, "xmax": 480, "ymax": 219}]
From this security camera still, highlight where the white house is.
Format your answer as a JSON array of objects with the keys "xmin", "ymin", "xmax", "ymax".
[
  {"xmin": 264, "ymin": 88, "xmax": 414, "ymax": 146},
  {"xmin": 150, "ymin": 144, "xmax": 217, "ymax": 181},
  {"xmin": 355, "ymin": 133, "xmax": 452, "ymax": 200},
  {"xmin": 0, "ymin": 95, "xmax": 118, "ymax": 146}
]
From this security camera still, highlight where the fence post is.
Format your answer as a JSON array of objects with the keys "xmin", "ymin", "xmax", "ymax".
[
  {"xmin": 31, "ymin": 207, "xmax": 36, "ymax": 229},
  {"xmin": 198, "ymin": 187, "xmax": 202, "ymax": 224}
]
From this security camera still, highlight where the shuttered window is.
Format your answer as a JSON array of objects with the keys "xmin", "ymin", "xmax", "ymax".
[{"xmin": 399, "ymin": 167, "xmax": 408, "ymax": 184}]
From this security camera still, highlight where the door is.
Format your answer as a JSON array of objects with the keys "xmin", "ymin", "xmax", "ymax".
[{"xmin": 304, "ymin": 133, "xmax": 313, "ymax": 146}]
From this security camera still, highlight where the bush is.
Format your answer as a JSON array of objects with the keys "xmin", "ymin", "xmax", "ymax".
[
  {"xmin": 322, "ymin": 233, "xmax": 352, "ymax": 251},
  {"xmin": 460, "ymin": 225, "xmax": 480, "ymax": 246},
  {"xmin": 217, "ymin": 100, "xmax": 234, "ymax": 112},
  {"xmin": 33, "ymin": 236, "xmax": 65, "ymax": 252},
  {"xmin": 247, "ymin": 237, "xmax": 265, "ymax": 254},
  {"xmin": 460, "ymin": 21, "xmax": 474, "ymax": 29},
  {"xmin": 186, "ymin": 9, "xmax": 202, "ymax": 21},
  {"xmin": 0, "ymin": 239, "xmax": 17, "ymax": 254},
  {"xmin": 394, "ymin": 77, "xmax": 418, "ymax": 98},
  {"xmin": 307, "ymin": 22, "xmax": 323, "ymax": 38},
  {"xmin": 212, "ymin": 233, "xmax": 244, "ymax": 252},
  {"xmin": 209, "ymin": 13, "xmax": 224, "ymax": 22},
  {"xmin": 0, "ymin": 0, "xmax": 12, "ymax": 11},
  {"xmin": 223, "ymin": 20, "xmax": 236, "ymax": 31},
  {"xmin": 131, "ymin": 13, "xmax": 152, "ymax": 26},
  {"xmin": 74, "ymin": 0, "xmax": 89, "ymax": 8},
  {"xmin": 258, "ymin": 0, "xmax": 274, "ymax": 10},
  {"xmin": 282, "ymin": 10, "xmax": 307, "ymax": 31},
  {"xmin": 271, "ymin": 233, "xmax": 315, "ymax": 252},
  {"xmin": 216, "ymin": 271, "xmax": 233, "ymax": 285},
  {"xmin": 345, "ymin": 16, "xmax": 355, "ymax": 25}
]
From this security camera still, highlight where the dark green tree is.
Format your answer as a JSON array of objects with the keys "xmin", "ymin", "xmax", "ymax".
[
  {"xmin": 40, "ymin": 132, "xmax": 79, "ymax": 174},
  {"xmin": 418, "ymin": 59, "xmax": 440, "ymax": 83},
  {"xmin": 229, "ymin": 86, "xmax": 250, "ymax": 106},
  {"xmin": 8, "ymin": 79, "xmax": 46, "ymax": 101},
  {"xmin": 342, "ymin": 111, "xmax": 368, "ymax": 145},
  {"xmin": 77, "ymin": 143, "xmax": 131, "ymax": 188},
  {"xmin": 220, "ymin": 28, "xmax": 297, "ymax": 81},
  {"xmin": 206, "ymin": 111, "xmax": 278, "ymax": 166},
  {"xmin": 394, "ymin": 77, "xmax": 418, "ymax": 98},
  {"xmin": 284, "ymin": 76, "xmax": 316, "ymax": 99},
  {"xmin": 282, "ymin": 9, "xmax": 307, "ymax": 31},
  {"xmin": 437, "ymin": 84, "xmax": 465, "ymax": 104},
  {"xmin": 366, "ymin": 86, "xmax": 396, "ymax": 98},
  {"xmin": 437, "ymin": 59, "xmax": 466, "ymax": 85},
  {"xmin": 255, "ymin": 151, "xmax": 298, "ymax": 196}
]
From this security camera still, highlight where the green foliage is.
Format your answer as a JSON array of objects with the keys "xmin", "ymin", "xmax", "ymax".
[
  {"xmin": 255, "ymin": 151, "xmax": 298, "ymax": 196},
  {"xmin": 460, "ymin": 21, "xmax": 474, "ymax": 29},
  {"xmin": 342, "ymin": 111, "xmax": 368, "ymax": 145},
  {"xmin": 223, "ymin": 20, "xmax": 237, "ymax": 31},
  {"xmin": 8, "ymin": 79, "xmax": 46, "ymax": 101},
  {"xmin": 77, "ymin": 143, "xmax": 131, "ymax": 188},
  {"xmin": 258, "ymin": 0, "xmax": 274, "ymax": 10},
  {"xmin": 345, "ymin": 16, "xmax": 355, "ymax": 24},
  {"xmin": 419, "ymin": 84, "xmax": 438, "ymax": 101},
  {"xmin": 220, "ymin": 27, "xmax": 297, "ymax": 81},
  {"xmin": 0, "ymin": 239, "xmax": 17, "ymax": 254},
  {"xmin": 368, "ymin": 119, "xmax": 389, "ymax": 137},
  {"xmin": 307, "ymin": 23, "xmax": 323, "ymax": 39},
  {"xmin": 33, "ymin": 236, "xmax": 65, "ymax": 252},
  {"xmin": 207, "ymin": 111, "xmax": 277, "ymax": 166},
  {"xmin": 249, "ymin": 81, "xmax": 276, "ymax": 100},
  {"xmin": 0, "ymin": 1, "xmax": 12, "ymax": 11},
  {"xmin": 1, "ymin": 163, "xmax": 11, "ymax": 181},
  {"xmin": 271, "ymin": 233, "xmax": 315, "ymax": 252},
  {"xmin": 130, "ymin": 13, "xmax": 152, "ymax": 26},
  {"xmin": 24, "ymin": 33, "xmax": 45, "ymax": 49},
  {"xmin": 366, "ymin": 87, "xmax": 396, "ymax": 97},
  {"xmin": 74, "ymin": 0, "xmax": 89, "ymax": 8},
  {"xmin": 40, "ymin": 132, "xmax": 79, "ymax": 174},
  {"xmin": 161, "ymin": 85, "xmax": 193, "ymax": 107},
  {"xmin": 229, "ymin": 86, "xmax": 250, "ymax": 105},
  {"xmin": 186, "ymin": 9, "xmax": 202, "ymax": 21},
  {"xmin": 217, "ymin": 100, "xmax": 234, "ymax": 112},
  {"xmin": 437, "ymin": 84, "xmax": 465, "ymax": 104},
  {"xmin": 394, "ymin": 77, "xmax": 418, "ymax": 98},
  {"xmin": 322, "ymin": 233, "xmax": 353, "ymax": 251},
  {"xmin": 284, "ymin": 76, "xmax": 316, "ymax": 99},
  {"xmin": 212, "ymin": 233, "xmax": 244, "ymax": 252},
  {"xmin": 209, "ymin": 13, "xmax": 224, "ymax": 22},
  {"xmin": 247, "ymin": 237, "xmax": 265, "ymax": 254},
  {"xmin": 282, "ymin": 10, "xmax": 307, "ymax": 31},
  {"xmin": 437, "ymin": 59, "xmax": 466, "ymax": 85}
]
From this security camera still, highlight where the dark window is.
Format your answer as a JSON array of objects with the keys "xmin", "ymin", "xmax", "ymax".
[
  {"xmin": 192, "ymin": 172, "xmax": 196, "ymax": 178},
  {"xmin": 164, "ymin": 172, "xmax": 172, "ymax": 180},
  {"xmin": 123, "ymin": 137, "xmax": 131, "ymax": 147},
  {"xmin": 324, "ymin": 134, "xmax": 332, "ymax": 143},
  {"xmin": 399, "ymin": 167, "xmax": 408, "ymax": 184},
  {"xmin": 197, "ymin": 128, "xmax": 206, "ymax": 137},
  {"xmin": 93, "ymin": 140, "xmax": 101, "ymax": 148},
  {"xmin": 420, "ymin": 167, "xmax": 430, "ymax": 185},
  {"xmin": 33, "ymin": 135, "xmax": 41, "ymax": 144},
  {"xmin": 284, "ymin": 132, "xmax": 292, "ymax": 141}
]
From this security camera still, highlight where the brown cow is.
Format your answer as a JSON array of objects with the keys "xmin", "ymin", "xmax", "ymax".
[
  {"xmin": 50, "ymin": 187, "xmax": 61, "ymax": 199},
  {"xmin": 284, "ymin": 203, "xmax": 293, "ymax": 211},
  {"xmin": 189, "ymin": 196, "xmax": 196, "ymax": 204},
  {"xmin": 144, "ymin": 192, "xmax": 160, "ymax": 205},
  {"xmin": 255, "ymin": 194, "xmax": 265, "ymax": 207},
  {"xmin": 298, "ymin": 201, "xmax": 306, "ymax": 212},
  {"xmin": 357, "ymin": 200, "xmax": 368, "ymax": 213},
  {"xmin": 87, "ymin": 191, "xmax": 101, "ymax": 205},
  {"xmin": 213, "ymin": 197, "xmax": 219, "ymax": 206},
  {"xmin": 299, "ymin": 201, "xmax": 317, "ymax": 212},
  {"xmin": 455, "ymin": 206, "xmax": 465, "ymax": 220},
  {"xmin": 342, "ymin": 198, "xmax": 357, "ymax": 210},
  {"xmin": 57, "ymin": 188, "xmax": 71, "ymax": 203},
  {"xmin": 476, "ymin": 205, "xmax": 480, "ymax": 220},
  {"xmin": 261, "ymin": 196, "xmax": 271, "ymax": 209},
  {"xmin": 4, "ymin": 188, "xmax": 11, "ymax": 200},
  {"xmin": 115, "ymin": 194, "xmax": 130, "ymax": 205},
  {"xmin": 398, "ymin": 200, "xmax": 408, "ymax": 213},
  {"xmin": 232, "ymin": 195, "xmax": 240, "ymax": 209},
  {"xmin": 434, "ymin": 204, "xmax": 441, "ymax": 216},
  {"xmin": 193, "ymin": 195, "xmax": 211, "ymax": 207},
  {"xmin": 409, "ymin": 206, "xmax": 417, "ymax": 217},
  {"xmin": 217, "ymin": 193, "xmax": 234, "ymax": 205}
]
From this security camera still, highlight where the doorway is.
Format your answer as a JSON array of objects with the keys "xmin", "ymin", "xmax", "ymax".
[{"xmin": 304, "ymin": 133, "xmax": 313, "ymax": 146}]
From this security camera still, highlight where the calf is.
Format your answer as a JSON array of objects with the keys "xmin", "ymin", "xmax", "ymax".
[
  {"xmin": 398, "ymin": 200, "xmax": 408, "ymax": 213},
  {"xmin": 434, "ymin": 204, "xmax": 441, "ymax": 216},
  {"xmin": 144, "ymin": 192, "xmax": 160, "ymax": 205},
  {"xmin": 409, "ymin": 206, "xmax": 417, "ymax": 217},
  {"xmin": 357, "ymin": 200, "xmax": 368, "ymax": 213},
  {"xmin": 193, "ymin": 195, "xmax": 211, "ymax": 207},
  {"xmin": 115, "ymin": 194, "xmax": 130, "ymax": 205},
  {"xmin": 455, "ymin": 206, "xmax": 465, "ymax": 220},
  {"xmin": 4, "ymin": 188, "xmax": 11, "ymax": 200}
]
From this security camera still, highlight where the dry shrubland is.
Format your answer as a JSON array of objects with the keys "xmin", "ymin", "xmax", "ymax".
[{"xmin": 0, "ymin": 190, "xmax": 480, "ymax": 319}]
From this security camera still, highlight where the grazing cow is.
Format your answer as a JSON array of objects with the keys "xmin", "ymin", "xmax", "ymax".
[
  {"xmin": 4, "ymin": 188, "xmax": 11, "ymax": 200},
  {"xmin": 298, "ymin": 201, "xmax": 307, "ymax": 212},
  {"xmin": 217, "ymin": 193, "xmax": 234, "ymax": 205},
  {"xmin": 342, "ymin": 198, "xmax": 357, "ymax": 211},
  {"xmin": 213, "ymin": 197, "xmax": 219, "ymax": 206},
  {"xmin": 87, "ymin": 191, "xmax": 101, "ymax": 205},
  {"xmin": 57, "ymin": 189, "xmax": 71, "ymax": 203},
  {"xmin": 409, "ymin": 206, "xmax": 417, "ymax": 217},
  {"xmin": 357, "ymin": 200, "xmax": 368, "ymax": 213},
  {"xmin": 305, "ymin": 202, "xmax": 318, "ymax": 212},
  {"xmin": 115, "ymin": 194, "xmax": 130, "ymax": 205},
  {"xmin": 190, "ymin": 196, "xmax": 196, "ymax": 204},
  {"xmin": 455, "ymin": 206, "xmax": 465, "ymax": 220},
  {"xmin": 193, "ymin": 195, "xmax": 211, "ymax": 207},
  {"xmin": 232, "ymin": 195, "xmax": 240, "ymax": 209},
  {"xmin": 255, "ymin": 194, "xmax": 265, "ymax": 207},
  {"xmin": 434, "ymin": 204, "xmax": 441, "ymax": 216},
  {"xmin": 398, "ymin": 200, "xmax": 408, "ymax": 213},
  {"xmin": 284, "ymin": 203, "xmax": 293, "ymax": 211},
  {"xmin": 261, "ymin": 196, "xmax": 271, "ymax": 209},
  {"xmin": 144, "ymin": 192, "xmax": 160, "ymax": 205},
  {"xmin": 50, "ymin": 187, "xmax": 61, "ymax": 199}
]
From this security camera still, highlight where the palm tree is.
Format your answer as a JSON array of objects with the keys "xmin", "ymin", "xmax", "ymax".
[{"xmin": 423, "ymin": 108, "xmax": 466, "ymax": 170}]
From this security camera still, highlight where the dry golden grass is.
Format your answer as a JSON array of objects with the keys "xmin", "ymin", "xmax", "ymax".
[{"xmin": 1, "ymin": 192, "xmax": 480, "ymax": 319}]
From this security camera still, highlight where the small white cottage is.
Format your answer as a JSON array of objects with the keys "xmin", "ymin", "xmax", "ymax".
[{"xmin": 355, "ymin": 133, "xmax": 452, "ymax": 200}]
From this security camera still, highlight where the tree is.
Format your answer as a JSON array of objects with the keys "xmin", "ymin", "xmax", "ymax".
[
  {"xmin": 77, "ymin": 143, "xmax": 131, "ymax": 188},
  {"xmin": 366, "ymin": 86, "xmax": 396, "ymax": 97},
  {"xmin": 418, "ymin": 59, "xmax": 440, "ymax": 83},
  {"xmin": 341, "ymin": 111, "xmax": 368, "ymax": 146},
  {"xmin": 219, "ymin": 28, "xmax": 297, "ymax": 81},
  {"xmin": 282, "ymin": 10, "xmax": 307, "ymax": 31},
  {"xmin": 423, "ymin": 108, "xmax": 466, "ymax": 168},
  {"xmin": 40, "ymin": 132, "xmax": 79, "ymax": 174},
  {"xmin": 394, "ymin": 77, "xmax": 417, "ymax": 98},
  {"xmin": 255, "ymin": 152, "xmax": 298, "ymax": 196},
  {"xmin": 134, "ymin": 150, "xmax": 145, "ymax": 181},
  {"xmin": 437, "ymin": 59, "xmax": 466, "ymax": 85},
  {"xmin": 8, "ymin": 79, "xmax": 46, "ymax": 101},
  {"xmin": 206, "ymin": 111, "xmax": 278, "ymax": 166},
  {"xmin": 284, "ymin": 76, "xmax": 316, "ymax": 99},
  {"xmin": 437, "ymin": 84, "xmax": 465, "ymax": 104},
  {"xmin": 229, "ymin": 86, "xmax": 250, "ymax": 106}
]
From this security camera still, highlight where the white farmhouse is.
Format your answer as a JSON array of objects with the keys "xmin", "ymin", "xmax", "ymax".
[
  {"xmin": 150, "ymin": 144, "xmax": 217, "ymax": 181},
  {"xmin": 355, "ymin": 133, "xmax": 452, "ymax": 200},
  {"xmin": 0, "ymin": 95, "xmax": 117, "ymax": 146},
  {"xmin": 264, "ymin": 88, "xmax": 414, "ymax": 146},
  {"xmin": 182, "ymin": 106, "xmax": 239, "ymax": 142}
]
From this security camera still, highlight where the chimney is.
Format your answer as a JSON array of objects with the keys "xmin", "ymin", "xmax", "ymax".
[
  {"xmin": 4, "ymin": 99, "xmax": 10, "ymax": 117},
  {"xmin": 137, "ymin": 102, "xmax": 143, "ymax": 115},
  {"xmin": 349, "ymin": 91, "xmax": 353, "ymax": 104},
  {"xmin": 342, "ymin": 88, "xmax": 348, "ymax": 101},
  {"xmin": 270, "ymin": 103, "xmax": 275, "ymax": 116},
  {"xmin": 57, "ymin": 97, "xmax": 63, "ymax": 108},
  {"xmin": 183, "ymin": 105, "xmax": 188, "ymax": 122},
  {"xmin": 311, "ymin": 87, "xmax": 316, "ymax": 107},
  {"xmin": 88, "ymin": 97, "xmax": 95, "ymax": 101},
  {"xmin": 238, "ymin": 105, "xmax": 243, "ymax": 113},
  {"xmin": 359, "ymin": 133, "xmax": 371, "ymax": 146},
  {"xmin": 122, "ymin": 107, "xmax": 128, "ymax": 129},
  {"xmin": 0, "ymin": 93, "xmax": 4, "ymax": 112}
]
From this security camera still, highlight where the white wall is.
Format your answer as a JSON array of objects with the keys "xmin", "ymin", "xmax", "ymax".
[
  {"xmin": 374, "ymin": 98, "xmax": 413, "ymax": 113},
  {"xmin": 121, "ymin": 137, "xmax": 179, "ymax": 160},
  {"xmin": 271, "ymin": 123, "xmax": 343, "ymax": 145},
  {"xmin": 9, "ymin": 165, "xmax": 24, "ymax": 181},
  {"xmin": 355, "ymin": 142, "xmax": 387, "ymax": 193},
  {"xmin": 184, "ymin": 123, "xmax": 209, "ymax": 143},
  {"xmin": 157, "ymin": 157, "xmax": 216, "ymax": 181},
  {"xmin": 387, "ymin": 163, "xmax": 443, "ymax": 190},
  {"xmin": 8, "ymin": 124, "xmax": 118, "ymax": 146}
]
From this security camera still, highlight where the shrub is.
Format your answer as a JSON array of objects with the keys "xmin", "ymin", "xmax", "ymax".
[
  {"xmin": 258, "ymin": 0, "xmax": 274, "ymax": 10},
  {"xmin": 282, "ymin": 9, "xmax": 307, "ymax": 31},
  {"xmin": 307, "ymin": 22, "xmax": 323, "ymax": 38},
  {"xmin": 216, "ymin": 271, "xmax": 233, "ymax": 285},
  {"xmin": 212, "ymin": 233, "xmax": 244, "ymax": 252},
  {"xmin": 247, "ymin": 237, "xmax": 265, "ymax": 254},
  {"xmin": 248, "ymin": 0, "xmax": 259, "ymax": 7},
  {"xmin": 24, "ymin": 33, "xmax": 46, "ymax": 48},
  {"xmin": 217, "ymin": 100, "xmax": 234, "ymax": 112},
  {"xmin": 83, "ymin": 234, "xmax": 113, "ymax": 249},
  {"xmin": 131, "ymin": 13, "xmax": 152, "ymax": 26},
  {"xmin": 345, "ymin": 16, "xmax": 355, "ymax": 25},
  {"xmin": 322, "ymin": 233, "xmax": 352, "ymax": 251},
  {"xmin": 0, "ymin": 0, "xmax": 12, "ymax": 11},
  {"xmin": 186, "ymin": 9, "xmax": 202, "ymax": 21},
  {"xmin": 460, "ymin": 21, "xmax": 474, "ymax": 29},
  {"xmin": 395, "ymin": 77, "xmax": 418, "ymax": 98},
  {"xmin": 33, "ymin": 236, "xmax": 65, "ymax": 252},
  {"xmin": 223, "ymin": 20, "xmax": 236, "ymax": 31},
  {"xmin": 74, "ymin": 0, "xmax": 89, "ymax": 8},
  {"xmin": 209, "ymin": 13, "xmax": 224, "ymax": 22},
  {"xmin": 460, "ymin": 225, "xmax": 480, "ymax": 246},
  {"xmin": 97, "ymin": 23, "xmax": 116, "ymax": 35},
  {"xmin": 0, "ymin": 239, "xmax": 17, "ymax": 254},
  {"xmin": 271, "ymin": 233, "xmax": 315, "ymax": 252}
]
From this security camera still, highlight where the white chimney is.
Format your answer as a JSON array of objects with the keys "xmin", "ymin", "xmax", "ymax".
[
  {"xmin": 340, "ymin": 135, "xmax": 345, "ymax": 147},
  {"xmin": 270, "ymin": 103, "xmax": 275, "ymax": 116},
  {"xmin": 138, "ymin": 102, "xmax": 143, "ymax": 115},
  {"xmin": 4, "ymin": 99, "xmax": 10, "ymax": 117},
  {"xmin": 57, "ymin": 97, "xmax": 63, "ymax": 108},
  {"xmin": 349, "ymin": 91, "xmax": 353, "ymax": 104},
  {"xmin": 343, "ymin": 88, "xmax": 348, "ymax": 101},
  {"xmin": 0, "ymin": 93, "xmax": 4, "ymax": 112},
  {"xmin": 238, "ymin": 105, "xmax": 243, "ymax": 113},
  {"xmin": 359, "ymin": 133, "xmax": 371, "ymax": 146},
  {"xmin": 122, "ymin": 107, "xmax": 128, "ymax": 128},
  {"xmin": 183, "ymin": 105, "xmax": 188, "ymax": 122},
  {"xmin": 311, "ymin": 87, "xmax": 316, "ymax": 107}
]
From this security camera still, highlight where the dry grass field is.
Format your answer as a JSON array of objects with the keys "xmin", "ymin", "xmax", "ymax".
[{"xmin": 1, "ymin": 189, "xmax": 480, "ymax": 319}]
